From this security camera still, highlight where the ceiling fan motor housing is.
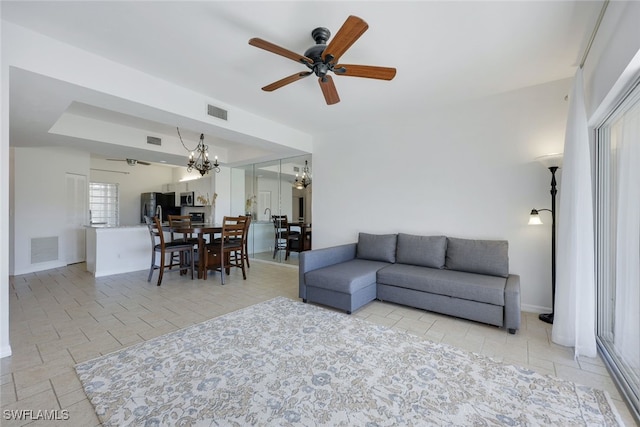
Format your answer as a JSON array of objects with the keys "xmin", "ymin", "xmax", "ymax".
[{"xmin": 304, "ymin": 27, "xmax": 338, "ymax": 78}]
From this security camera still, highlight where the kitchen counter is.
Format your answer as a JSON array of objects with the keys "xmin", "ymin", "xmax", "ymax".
[
  {"xmin": 85, "ymin": 225, "xmax": 151, "ymax": 277},
  {"xmin": 85, "ymin": 224, "xmax": 147, "ymax": 228}
]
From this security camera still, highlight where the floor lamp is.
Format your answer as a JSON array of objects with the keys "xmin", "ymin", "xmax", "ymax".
[{"xmin": 529, "ymin": 165, "xmax": 559, "ymax": 325}]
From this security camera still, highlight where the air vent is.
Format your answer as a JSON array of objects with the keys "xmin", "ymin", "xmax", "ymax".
[
  {"xmin": 207, "ymin": 104, "xmax": 228, "ymax": 121},
  {"xmin": 31, "ymin": 236, "xmax": 58, "ymax": 264},
  {"xmin": 293, "ymin": 166, "xmax": 300, "ymax": 173},
  {"xmin": 147, "ymin": 136, "xmax": 161, "ymax": 146}
]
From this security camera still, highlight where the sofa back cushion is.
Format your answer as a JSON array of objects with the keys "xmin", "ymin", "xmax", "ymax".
[
  {"xmin": 357, "ymin": 233, "xmax": 397, "ymax": 263},
  {"xmin": 445, "ymin": 237, "xmax": 509, "ymax": 278},
  {"xmin": 396, "ymin": 233, "xmax": 447, "ymax": 268}
]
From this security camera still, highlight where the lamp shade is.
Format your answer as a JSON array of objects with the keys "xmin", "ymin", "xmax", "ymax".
[
  {"xmin": 528, "ymin": 209, "xmax": 543, "ymax": 225},
  {"xmin": 535, "ymin": 153, "xmax": 563, "ymax": 169}
]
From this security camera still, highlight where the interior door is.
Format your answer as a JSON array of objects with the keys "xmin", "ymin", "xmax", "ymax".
[{"xmin": 66, "ymin": 173, "xmax": 88, "ymax": 264}]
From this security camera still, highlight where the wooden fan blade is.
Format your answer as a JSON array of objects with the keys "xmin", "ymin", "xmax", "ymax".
[
  {"xmin": 318, "ymin": 75, "xmax": 340, "ymax": 105},
  {"xmin": 262, "ymin": 72, "xmax": 312, "ymax": 92},
  {"xmin": 321, "ymin": 15, "xmax": 368, "ymax": 64},
  {"xmin": 334, "ymin": 64, "xmax": 396, "ymax": 80},
  {"xmin": 249, "ymin": 38, "xmax": 313, "ymax": 64},
  {"xmin": 137, "ymin": 161, "xmax": 151, "ymax": 166}
]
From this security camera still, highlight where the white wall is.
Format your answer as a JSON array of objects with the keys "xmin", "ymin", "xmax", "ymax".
[
  {"xmin": 12, "ymin": 147, "xmax": 90, "ymax": 275},
  {"xmin": 214, "ymin": 167, "xmax": 232, "ymax": 223},
  {"xmin": 313, "ymin": 78, "xmax": 571, "ymax": 312}
]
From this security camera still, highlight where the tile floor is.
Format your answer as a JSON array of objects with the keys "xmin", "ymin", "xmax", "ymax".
[
  {"xmin": 252, "ymin": 249, "xmax": 301, "ymax": 266},
  {"xmin": 1, "ymin": 261, "xmax": 637, "ymax": 426}
]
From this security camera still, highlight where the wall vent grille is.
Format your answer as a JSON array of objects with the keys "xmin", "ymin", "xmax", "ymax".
[
  {"xmin": 31, "ymin": 236, "xmax": 59, "ymax": 264},
  {"xmin": 207, "ymin": 104, "xmax": 228, "ymax": 121},
  {"xmin": 147, "ymin": 136, "xmax": 161, "ymax": 146}
]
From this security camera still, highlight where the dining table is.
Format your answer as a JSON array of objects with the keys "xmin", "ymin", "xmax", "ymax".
[{"xmin": 163, "ymin": 223, "xmax": 222, "ymax": 279}]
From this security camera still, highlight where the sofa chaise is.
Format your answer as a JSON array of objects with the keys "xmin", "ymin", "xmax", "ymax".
[{"xmin": 299, "ymin": 232, "xmax": 521, "ymax": 334}]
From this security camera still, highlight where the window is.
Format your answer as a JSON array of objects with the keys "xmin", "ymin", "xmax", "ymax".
[
  {"xmin": 89, "ymin": 182, "xmax": 119, "ymax": 226},
  {"xmin": 595, "ymin": 78, "xmax": 640, "ymax": 419}
]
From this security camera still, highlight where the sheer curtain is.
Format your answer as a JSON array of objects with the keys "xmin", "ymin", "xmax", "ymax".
[
  {"xmin": 612, "ymin": 100, "xmax": 640, "ymax": 372},
  {"xmin": 552, "ymin": 68, "xmax": 597, "ymax": 357}
]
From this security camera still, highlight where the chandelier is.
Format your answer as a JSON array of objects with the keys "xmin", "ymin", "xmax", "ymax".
[
  {"xmin": 293, "ymin": 160, "xmax": 311, "ymax": 189},
  {"xmin": 178, "ymin": 128, "xmax": 220, "ymax": 176}
]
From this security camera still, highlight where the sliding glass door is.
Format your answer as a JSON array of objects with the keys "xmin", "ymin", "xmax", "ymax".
[{"xmin": 595, "ymin": 79, "xmax": 640, "ymax": 420}]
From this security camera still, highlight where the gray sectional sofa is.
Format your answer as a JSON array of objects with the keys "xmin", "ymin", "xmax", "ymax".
[{"xmin": 299, "ymin": 233, "xmax": 521, "ymax": 334}]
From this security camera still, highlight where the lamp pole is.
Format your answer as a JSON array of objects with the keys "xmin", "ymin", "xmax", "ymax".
[{"xmin": 539, "ymin": 165, "xmax": 558, "ymax": 324}]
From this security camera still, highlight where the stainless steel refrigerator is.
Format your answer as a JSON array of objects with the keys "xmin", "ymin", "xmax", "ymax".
[{"xmin": 140, "ymin": 192, "xmax": 179, "ymax": 223}]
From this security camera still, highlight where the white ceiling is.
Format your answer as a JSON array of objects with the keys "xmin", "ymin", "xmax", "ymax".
[{"xmin": 2, "ymin": 1, "xmax": 604, "ymax": 166}]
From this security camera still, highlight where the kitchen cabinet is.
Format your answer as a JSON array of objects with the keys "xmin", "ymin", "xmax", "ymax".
[
  {"xmin": 163, "ymin": 176, "xmax": 214, "ymax": 207},
  {"xmin": 189, "ymin": 176, "xmax": 215, "ymax": 206},
  {"xmin": 163, "ymin": 182, "xmax": 188, "ymax": 206},
  {"xmin": 85, "ymin": 225, "xmax": 151, "ymax": 277}
]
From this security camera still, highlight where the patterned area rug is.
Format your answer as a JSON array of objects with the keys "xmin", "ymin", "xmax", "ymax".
[{"xmin": 76, "ymin": 297, "xmax": 623, "ymax": 426}]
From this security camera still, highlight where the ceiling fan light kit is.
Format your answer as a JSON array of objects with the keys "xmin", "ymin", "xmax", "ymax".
[{"xmin": 249, "ymin": 15, "xmax": 396, "ymax": 105}]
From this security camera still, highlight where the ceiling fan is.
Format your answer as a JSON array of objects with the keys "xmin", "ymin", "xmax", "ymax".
[
  {"xmin": 249, "ymin": 15, "xmax": 396, "ymax": 105},
  {"xmin": 106, "ymin": 158, "xmax": 151, "ymax": 166}
]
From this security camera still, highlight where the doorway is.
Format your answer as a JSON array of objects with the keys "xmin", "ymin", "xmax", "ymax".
[{"xmin": 65, "ymin": 173, "xmax": 88, "ymax": 264}]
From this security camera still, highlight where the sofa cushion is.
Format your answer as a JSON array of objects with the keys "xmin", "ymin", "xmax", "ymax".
[
  {"xmin": 445, "ymin": 237, "xmax": 509, "ymax": 278},
  {"xmin": 305, "ymin": 259, "xmax": 390, "ymax": 294},
  {"xmin": 377, "ymin": 264, "xmax": 507, "ymax": 306},
  {"xmin": 356, "ymin": 233, "xmax": 397, "ymax": 263},
  {"xmin": 396, "ymin": 234, "xmax": 447, "ymax": 268}
]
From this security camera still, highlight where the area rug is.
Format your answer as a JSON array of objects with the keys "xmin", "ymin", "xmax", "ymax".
[{"xmin": 76, "ymin": 297, "xmax": 623, "ymax": 426}]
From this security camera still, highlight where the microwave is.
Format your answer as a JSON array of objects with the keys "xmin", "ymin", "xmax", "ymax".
[{"xmin": 180, "ymin": 191, "xmax": 194, "ymax": 206}]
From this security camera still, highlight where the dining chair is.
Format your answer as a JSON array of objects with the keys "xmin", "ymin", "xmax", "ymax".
[
  {"xmin": 241, "ymin": 214, "xmax": 252, "ymax": 268},
  {"xmin": 167, "ymin": 215, "xmax": 197, "ymax": 242},
  {"xmin": 272, "ymin": 215, "xmax": 299, "ymax": 259},
  {"xmin": 144, "ymin": 216, "xmax": 194, "ymax": 286},
  {"xmin": 203, "ymin": 216, "xmax": 248, "ymax": 284},
  {"xmin": 168, "ymin": 215, "xmax": 199, "ymax": 266}
]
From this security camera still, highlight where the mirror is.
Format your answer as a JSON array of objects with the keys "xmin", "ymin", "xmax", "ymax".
[{"xmin": 230, "ymin": 155, "xmax": 311, "ymax": 265}]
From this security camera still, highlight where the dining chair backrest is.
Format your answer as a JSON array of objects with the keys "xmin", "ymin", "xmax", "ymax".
[
  {"xmin": 168, "ymin": 215, "xmax": 191, "ymax": 227},
  {"xmin": 222, "ymin": 216, "xmax": 247, "ymax": 243},
  {"xmin": 144, "ymin": 215, "xmax": 195, "ymax": 286},
  {"xmin": 240, "ymin": 215, "xmax": 252, "ymax": 267},
  {"xmin": 272, "ymin": 215, "xmax": 288, "ymax": 231},
  {"xmin": 144, "ymin": 215, "xmax": 165, "ymax": 248},
  {"xmin": 241, "ymin": 215, "xmax": 251, "ymax": 245},
  {"xmin": 272, "ymin": 215, "xmax": 291, "ymax": 241},
  {"xmin": 203, "ymin": 216, "xmax": 248, "ymax": 283},
  {"xmin": 168, "ymin": 215, "xmax": 193, "ymax": 241}
]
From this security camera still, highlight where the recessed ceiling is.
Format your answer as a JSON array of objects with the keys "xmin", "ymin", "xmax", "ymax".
[{"xmin": 2, "ymin": 1, "xmax": 604, "ymax": 165}]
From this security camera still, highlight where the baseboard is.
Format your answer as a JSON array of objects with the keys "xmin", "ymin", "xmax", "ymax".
[
  {"xmin": 12, "ymin": 260, "xmax": 67, "ymax": 276},
  {"xmin": 0, "ymin": 344, "xmax": 12, "ymax": 359}
]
